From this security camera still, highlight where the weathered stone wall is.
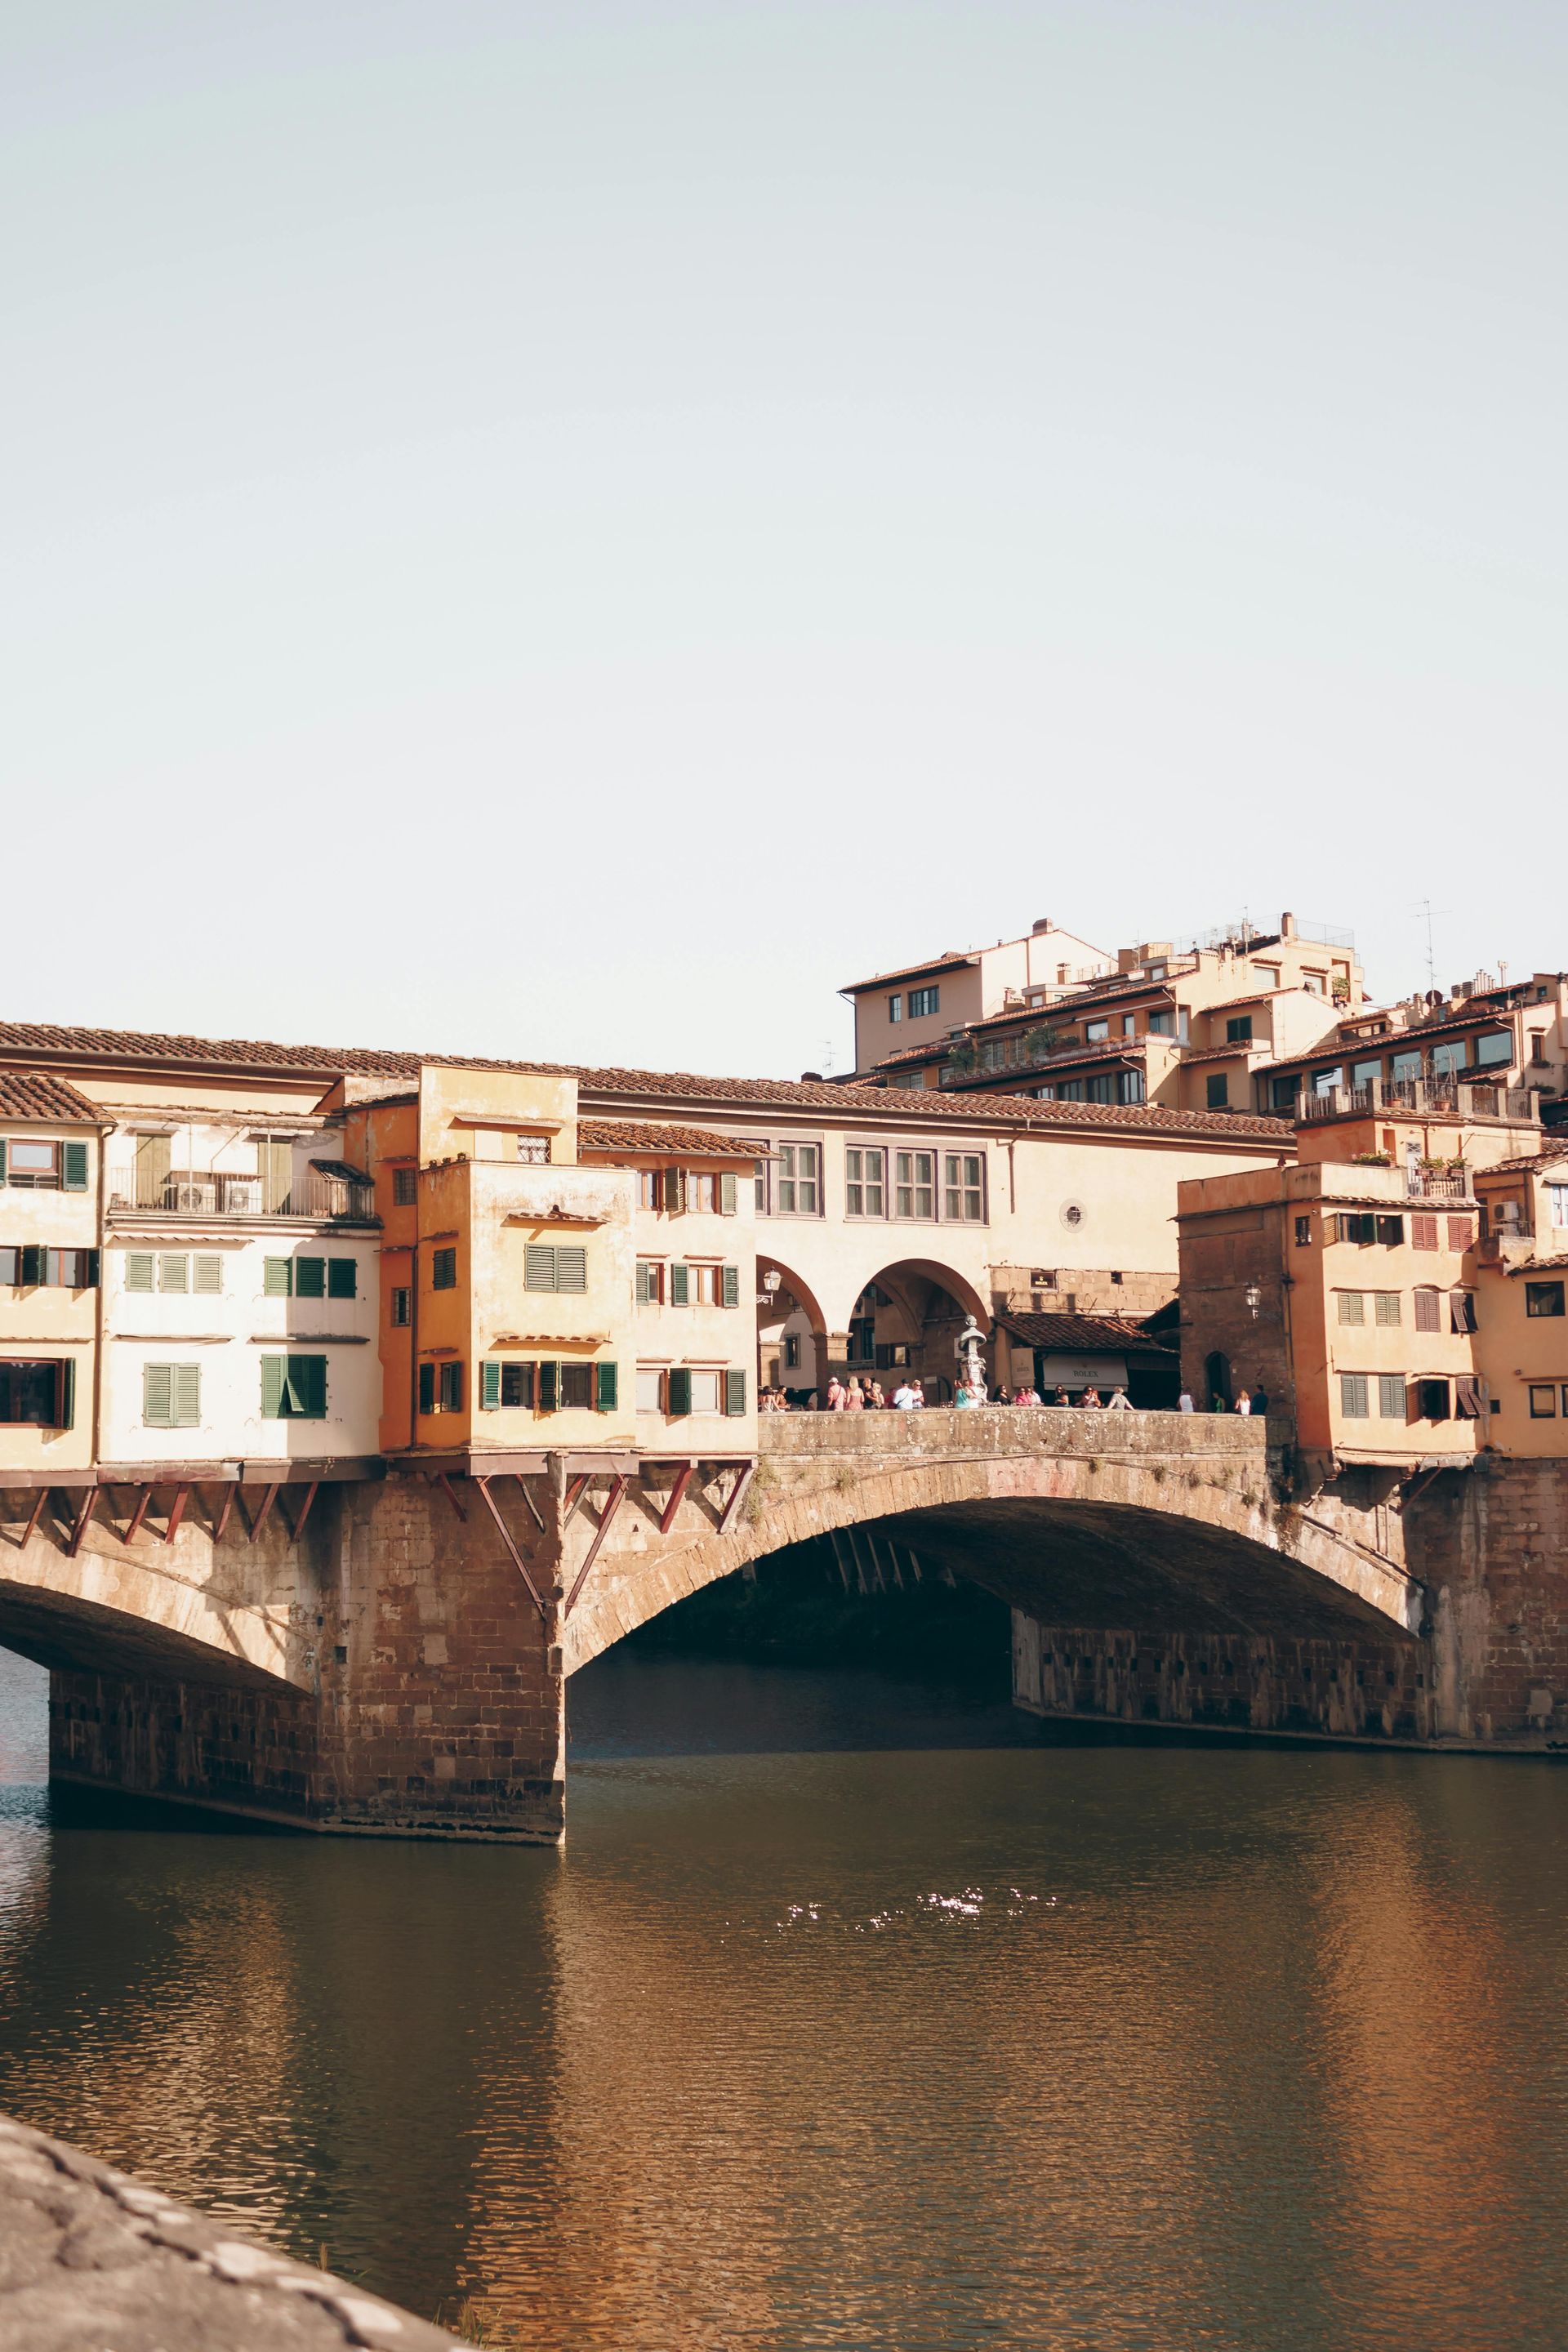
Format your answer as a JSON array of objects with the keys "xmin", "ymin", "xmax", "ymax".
[
  {"xmin": 0, "ymin": 2109, "xmax": 463, "ymax": 2350},
  {"xmin": 1406, "ymin": 1457, "xmax": 1568, "ymax": 1745}
]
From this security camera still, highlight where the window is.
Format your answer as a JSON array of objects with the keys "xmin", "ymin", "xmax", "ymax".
[
  {"xmin": 439, "ymin": 1361, "xmax": 464, "ymax": 1412},
  {"xmin": 1449, "ymin": 1290, "xmax": 1477, "ymax": 1334},
  {"xmin": 0, "ymin": 1359, "xmax": 72, "ymax": 1426},
  {"xmin": 1374, "ymin": 1292, "xmax": 1401, "ymax": 1326},
  {"xmin": 1411, "ymin": 1216, "xmax": 1439, "ymax": 1251},
  {"xmin": 1548, "ymin": 1186, "xmax": 1568, "ymax": 1229},
  {"xmin": 1379, "ymin": 1374, "xmax": 1406, "ymax": 1418},
  {"xmin": 1526, "ymin": 1281, "xmax": 1565, "ymax": 1319},
  {"xmin": 908, "ymin": 987, "xmax": 939, "ymax": 1018},
  {"xmin": 688, "ymin": 1370, "xmax": 721, "ymax": 1413},
  {"xmin": 895, "ymin": 1149, "xmax": 935, "ymax": 1220},
  {"xmin": 1226, "ymin": 1016, "xmax": 1254, "ymax": 1044},
  {"xmin": 633, "ymin": 1365, "xmax": 665, "ymax": 1411},
  {"xmin": 682, "ymin": 1171, "xmax": 715, "ymax": 1214},
  {"xmin": 636, "ymin": 1259, "xmax": 665, "ymax": 1303},
  {"xmin": 1304, "ymin": 973, "xmax": 1326, "ymax": 996},
  {"xmin": 559, "ymin": 1362, "xmax": 593, "ymax": 1410},
  {"xmin": 431, "ymin": 1247, "xmax": 457, "ymax": 1290},
  {"xmin": 1530, "ymin": 1385, "xmax": 1557, "ymax": 1419},
  {"xmin": 1312, "ymin": 1066, "xmax": 1343, "ymax": 1095},
  {"xmin": 417, "ymin": 1361, "xmax": 434, "ymax": 1415},
  {"xmin": 783, "ymin": 1332, "xmax": 800, "ymax": 1370},
  {"xmin": 1352, "ymin": 1058, "xmax": 1383, "ymax": 1088},
  {"xmin": 1338, "ymin": 1292, "xmax": 1365, "ymax": 1325},
  {"xmin": 1432, "ymin": 1041, "xmax": 1468, "ymax": 1077},
  {"xmin": 1414, "ymin": 1288, "xmax": 1442, "ymax": 1334},
  {"xmin": 1205, "ymin": 1075, "xmax": 1229, "ymax": 1109},
  {"xmin": 501, "ymin": 1361, "xmax": 534, "ymax": 1408},
  {"xmin": 1475, "ymin": 1032, "xmax": 1512, "ymax": 1067},
  {"xmin": 889, "ymin": 994, "xmax": 902, "ymax": 1023},
  {"xmin": 773, "ymin": 1143, "xmax": 820, "ymax": 1215},
  {"xmin": 1416, "ymin": 1379, "xmax": 1450, "ymax": 1421},
  {"xmin": 525, "ymin": 1245, "xmax": 586, "ymax": 1291},
  {"xmin": 1294, "ymin": 1217, "xmax": 1312, "ymax": 1247},
  {"xmin": 1085, "ymin": 1074, "xmax": 1113, "ymax": 1103},
  {"xmin": 194, "ymin": 1254, "xmax": 221, "ymax": 1294},
  {"xmin": 11, "ymin": 1248, "xmax": 100, "ymax": 1289},
  {"xmin": 1391, "ymin": 1050, "xmax": 1421, "ymax": 1085},
  {"xmin": 264, "ymin": 1257, "xmax": 292, "ymax": 1296},
  {"xmin": 1147, "ymin": 1010, "xmax": 1174, "ymax": 1037},
  {"xmin": 1530, "ymin": 1032, "xmax": 1548, "ymax": 1065},
  {"xmin": 1446, "ymin": 1217, "xmax": 1472, "ymax": 1251},
  {"xmin": 160, "ymin": 1254, "xmax": 189, "ymax": 1293},
  {"xmin": 390, "ymin": 1286, "xmax": 411, "ymax": 1326},
  {"xmin": 1377, "ymin": 1215, "xmax": 1405, "ymax": 1245},
  {"xmin": 124, "ymin": 1253, "xmax": 155, "ymax": 1293},
  {"xmin": 1272, "ymin": 1076, "xmax": 1298, "ymax": 1111},
  {"xmin": 1122, "ymin": 1013, "xmax": 1136, "ymax": 1036},
  {"xmin": 1085, "ymin": 1020, "xmax": 1110, "ymax": 1042},
  {"xmin": 143, "ymin": 1363, "xmax": 200, "ymax": 1428},
  {"xmin": 753, "ymin": 1154, "xmax": 769, "ymax": 1213},
  {"xmin": 692, "ymin": 1264, "xmax": 719, "ymax": 1305},
  {"xmin": 392, "ymin": 1167, "xmax": 418, "ymax": 1205},
  {"xmin": 943, "ymin": 1153, "xmax": 985, "ymax": 1221},
  {"xmin": 295, "ymin": 1257, "xmax": 326, "ymax": 1298},
  {"xmin": 261, "ymin": 1355, "xmax": 327, "ymax": 1419},
  {"xmin": 1455, "ymin": 1377, "xmax": 1483, "ymax": 1419},
  {"xmin": 1339, "ymin": 1374, "xmax": 1369, "ymax": 1418},
  {"xmin": 670, "ymin": 1263, "xmax": 689, "ymax": 1305},
  {"xmin": 6, "ymin": 1140, "xmax": 60, "ymax": 1190},
  {"xmin": 845, "ymin": 1147, "xmax": 886, "ymax": 1218},
  {"xmin": 516, "ymin": 1135, "xmax": 550, "ymax": 1164},
  {"xmin": 327, "ymin": 1258, "xmax": 357, "ymax": 1299}
]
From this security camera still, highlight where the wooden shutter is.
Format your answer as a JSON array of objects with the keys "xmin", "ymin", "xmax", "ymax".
[
  {"xmin": 62, "ymin": 1140, "xmax": 88, "ymax": 1192},
  {"xmin": 1378, "ymin": 1215, "xmax": 1405, "ymax": 1245},
  {"xmin": 595, "ymin": 1361, "xmax": 618, "ymax": 1413},
  {"xmin": 525, "ymin": 1245, "xmax": 556, "ymax": 1290},
  {"xmin": 635, "ymin": 1261, "xmax": 652, "ymax": 1303},
  {"xmin": 538, "ymin": 1361, "xmax": 559, "ymax": 1412},
  {"xmin": 1411, "ymin": 1215, "xmax": 1438, "ymax": 1250},
  {"xmin": 719, "ymin": 1171, "xmax": 737, "ymax": 1215},
  {"xmin": 665, "ymin": 1169, "xmax": 684, "ymax": 1214},
  {"xmin": 327, "ymin": 1258, "xmax": 357, "ymax": 1298},
  {"xmin": 721, "ymin": 1265, "xmax": 740, "ymax": 1308},
  {"xmin": 20, "ymin": 1245, "xmax": 42, "ymax": 1285},
  {"xmin": 724, "ymin": 1369, "xmax": 746, "ymax": 1416},
  {"xmin": 295, "ymin": 1257, "xmax": 326, "ymax": 1298},
  {"xmin": 667, "ymin": 1367, "xmax": 692, "ymax": 1417},
  {"xmin": 262, "ymin": 1356, "xmax": 287, "ymax": 1418},
  {"xmin": 57, "ymin": 1358, "xmax": 75, "ymax": 1430},
  {"xmin": 84, "ymin": 1250, "xmax": 100, "ymax": 1289},
  {"xmin": 126, "ymin": 1252, "xmax": 154, "ymax": 1293},
  {"xmin": 556, "ymin": 1246, "xmax": 587, "ymax": 1293},
  {"xmin": 670, "ymin": 1263, "xmax": 689, "ymax": 1306},
  {"xmin": 173, "ymin": 1365, "xmax": 202, "ymax": 1428},
  {"xmin": 439, "ymin": 1361, "xmax": 462, "ymax": 1413},
  {"xmin": 194, "ymin": 1255, "xmax": 221, "ymax": 1294},
  {"xmin": 261, "ymin": 1138, "xmax": 292, "ymax": 1214},
  {"xmin": 417, "ymin": 1361, "xmax": 435, "ymax": 1416},
  {"xmin": 264, "ymin": 1257, "xmax": 292, "ymax": 1297},
  {"xmin": 1414, "ymin": 1288, "xmax": 1441, "ymax": 1333},
  {"xmin": 144, "ymin": 1363, "xmax": 173, "ymax": 1427},
  {"xmin": 297, "ymin": 1356, "xmax": 327, "ymax": 1417},
  {"xmin": 1447, "ymin": 1217, "xmax": 1472, "ymax": 1250},
  {"xmin": 479, "ymin": 1360, "xmax": 501, "ymax": 1411},
  {"xmin": 160, "ymin": 1254, "xmax": 189, "ymax": 1293},
  {"xmin": 0, "ymin": 1140, "xmax": 6, "ymax": 1185}
]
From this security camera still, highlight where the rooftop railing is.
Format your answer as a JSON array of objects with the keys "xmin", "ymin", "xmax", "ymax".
[
  {"xmin": 107, "ymin": 1166, "xmax": 376, "ymax": 1221},
  {"xmin": 1293, "ymin": 1078, "xmax": 1537, "ymax": 1126}
]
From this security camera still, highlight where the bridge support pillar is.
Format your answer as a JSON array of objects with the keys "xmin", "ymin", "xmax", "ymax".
[{"xmin": 48, "ymin": 1475, "xmax": 566, "ymax": 1842}]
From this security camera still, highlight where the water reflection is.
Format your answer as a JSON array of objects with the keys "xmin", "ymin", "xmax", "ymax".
[{"xmin": 1, "ymin": 1645, "xmax": 1567, "ymax": 2348}]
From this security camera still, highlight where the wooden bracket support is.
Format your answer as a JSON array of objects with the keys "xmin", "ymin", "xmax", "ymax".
[
  {"xmin": 515, "ymin": 1476, "xmax": 546, "ymax": 1531},
  {"xmin": 716, "ymin": 1462, "xmax": 755, "ymax": 1537},
  {"xmin": 162, "ymin": 1485, "xmax": 190, "ymax": 1546},
  {"xmin": 474, "ymin": 1474, "xmax": 546, "ymax": 1617},
  {"xmin": 657, "ymin": 1462, "xmax": 696, "ymax": 1535},
  {"xmin": 564, "ymin": 1473, "xmax": 591, "ymax": 1526},
  {"xmin": 282, "ymin": 1481, "xmax": 318, "ymax": 1543},
  {"xmin": 19, "ymin": 1488, "xmax": 49, "ymax": 1549},
  {"xmin": 436, "ymin": 1472, "xmax": 468, "ymax": 1522},
  {"xmin": 65, "ymin": 1490, "xmax": 97, "ymax": 1559},
  {"xmin": 123, "ymin": 1487, "xmax": 155, "ymax": 1545},
  {"xmin": 564, "ymin": 1475, "xmax": 627, "ymax": 1616},
  {"xmin": 210, "ymin": 1486, "xmax": 237, "ymax": 1544},
  {"xmin": 248, "ymin": 1484, "xmax": 282, "ymax": 1544}
]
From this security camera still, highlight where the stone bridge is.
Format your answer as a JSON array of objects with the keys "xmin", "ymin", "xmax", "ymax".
[{"xmin": 0, "ymin": 1412, "xmax": 1560, "ymax": 1842}]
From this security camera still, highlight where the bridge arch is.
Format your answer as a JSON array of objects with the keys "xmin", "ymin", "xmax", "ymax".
[
  {"xmin": 564, "ymin": 1414, "xmax": 1423, "ymax": 1675},
  {"xmin": 845, "ymin": 1257, "xmax": 991, "ymax": 1402}
]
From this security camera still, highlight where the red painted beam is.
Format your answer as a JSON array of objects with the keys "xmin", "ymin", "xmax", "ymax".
[
  {"xmin": 20, "ymin": 1488, "xmax": 49, "ymax": 1548},
  {"xmin": 65, "ymin": 1490, "xmax": 98, "ymax": 1559},
  {"xmin": 563, "ymin": 1472, "xmax": 591, "ymax": 1526},
  {"xmin": 283, "ymin": 1480, "xmax": 318, "ymax": 1543},
  {"xmin": 436, "ymin": 1472, "xmax": 468, "ymax": 1522},
  {"xmin": 122, "ymin": 1486, "xmax": 155, "ymax": 1544},
  {"xmin": 248, "ymin": 1484, "xmax": 282, "ymax": 1544},
  {"xmin": 162, "ymin": 1485, "xmax": 190, "ymax": 1545},
  {"xmin": 211, "ymin": 1486, "xmax": 236, "ymax": 1544},
  {"xmin": 657, "ymin": 1463, "xmax": 695, "ymax": 1536},
  {"xmin": 716, "ymin": 1463, "xmax": 755, "ymax": 1537},
  {"xmin": 473, "ymin": 1475, "xmax": 546, "ymax": 1617},
  {"xmin": 564, "ymin": 1475, "xmax": 626, "ymax": 1616}
]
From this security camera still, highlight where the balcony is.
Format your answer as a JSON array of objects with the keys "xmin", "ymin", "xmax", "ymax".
[
  {"xmin": 1294, "ymin": 1078, "xmax": 1537, "ymax": 1127},
  {"xmin": 1406, "ymin": 1167, "xmax": 1469, "ymax": 1200},
  {"xmin": 107, "ymin": 1166, "xmax": 376, "ymax": 1222}
]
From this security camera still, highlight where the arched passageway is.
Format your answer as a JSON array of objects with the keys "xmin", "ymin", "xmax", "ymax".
[
  {"xmin": 756, "ymin": 1256, "xmax": 829, "ymax": 1399},
  {"xmin": 844, "ymin": 1259, "xmax": 991, "ymax": 1402}
]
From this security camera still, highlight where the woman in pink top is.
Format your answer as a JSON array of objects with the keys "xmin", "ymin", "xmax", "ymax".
[
  {"xmin": 844, "ymin": 1378, "xmax": 866, "ymax": 1411},
  {"xmin": 826, "ymin": 1378, "xmax": 846, "ymax": 1411}
]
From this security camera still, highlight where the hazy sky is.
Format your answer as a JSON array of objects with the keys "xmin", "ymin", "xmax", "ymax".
[{"xmin": 5, "ymin": 2, "xmax": 1562, "ymax": 1077}]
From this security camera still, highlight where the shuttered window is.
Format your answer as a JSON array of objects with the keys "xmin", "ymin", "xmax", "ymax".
[
  {"xmin": 1411, "ymin": 1215, "xmax": 1439, "ymax": 1251},
  {"xmin": 295, "ymin": 1257, "xmax": 326, "ymax": 1299},
  {"xmin": 595, "ymin": 1361, "xmax": 618, "ymax": 1412},
  {"xmin": 479, "ymin": 1361, "xmax": 501, "ymax": 1410},
  {"xmin": 666, "ymin": 1367, "xmax": 692, "ymax": 1417},
  {"xmin": 1447, "ymin": 1217, "xmax": 1472, "ymax": 1250},
  {"xmin": 125, "ymin": 1253, "xmax": 155, "ymax": 1294},
  {"xmin": 62, "ymin": 1141, "xmax": 89, "ymax": 1192},
  {"xmin": 1414, "ymin": 1288, "xmax": 1442, "ymax": 1333},
  {"xmin": 1339, "ymin": 1374, "xmax": 1370, "ymax": 1419},
  {"xmin": 524, "ymin": 1245, "xmax": 586, "ymax": 1292},
  {"xmin": 431, "ymin": 1248, "xmax": 457, "ymax": 1290},
  {"xmin": 439, "ymin": 1361, "xmax": 463, "ymax": 1412},
  {"xmin": 1377, "ymin": 1215, "xmax": 1405, "ymax": 1246},
  {"xmin": 417, "ymin": 1361, "xmax": 435, "ymax": 1415},
  {"xmin": 1336, "ymin": 1292, "xmax": 1365, "ymax": 1325},
  {"xmin": 537, "ymin": 1361, "xmax": 559, "ymax": 1412},
  {"xmin": 719, "ymin": 1171, "xmax": 738, "ymax": 1216},
  {"xmin": 193, "ymin": 1255, "xmax": 222, "ymax": 1294},
  {"xmin": 264, "ymin": 1258, "xmax": 292, "ymax": 1297},
  {"xmin": 1449, "ymin": 1290, "xmax": 1477, "ymax": 1334},
  {"xmin": 721, "ymin": 1264, "xmax": 741, "ymax": 1308},
  {"xmin": 1378, "ymin": 1374, "xmax": 1407, "ymax": 1418},
  {"xmin": 144, "ymin": 1363, "xmax": 201, "ymax": 1428},
  {"xmin": 1455, "ymin": 1377, "xmax": 1483, "ymax": 1419},
  {"xmin": 327, "ymin": 1259, "xmax": 357, "ymax": 1298},
  {"xmin": 670, "ymin": 1263, "xmax": 690, "ymax": 1306},
  {"xmin": 159, "ymin": 1254, "xmax": 189, "ymax": 1294},
  {"xmin": 501, "ymin": 1361, "xmax": 534, "ymax": 1408},
  {"xmin": 1373, "ymin": 1292, "xmax": 1401, "ymax": 1325},
  {"xmin": 560, "ymin": 1364, "xmax": 592, "ymax": 1409},
  {"xmin": 261, "ymin": 1354, "xmax": 327, "ymax": 1419},
  {"xmin": 724, "ymin": 1369, "xmax": 747, "ymax": 1415}
]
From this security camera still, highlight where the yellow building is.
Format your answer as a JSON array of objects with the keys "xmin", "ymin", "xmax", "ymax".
[
  {"xmin": 1472, "ymin": 1147, "xmax": 1568, "ymax": 1454},
  {"xmin": 0, "ymin": 1075, "xmax": 105, "ymax": 1479}
]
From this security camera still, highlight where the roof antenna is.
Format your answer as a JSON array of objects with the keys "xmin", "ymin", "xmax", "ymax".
[{"xmin": 1413, "ymin": 898, "xmax": 1450, "ymax": 992}]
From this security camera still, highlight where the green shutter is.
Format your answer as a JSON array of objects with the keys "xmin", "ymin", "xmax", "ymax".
[
  {"xmin": 480, "ymin": 1360, "xmax": 501, "ymax": 1411},
  {"xmin": 635, "ymin": 1261, "xmax": 652, "ymax": 1303},
  {"xmin": 62, "ymin": 1140, "xmax": 89, "ymax": 1192},
  {"xmin": 144, "ymin": 1363, "xmax": 173, "ymax": 1427},
  {"xmin": 125, "ymin": 1252, "xmax": 154, "ymax": 1294},
  {"xmin": 556, "ymin": 1246, "xmax": 587, "ymax": 1293},
  {"xmin": 193, "ymin": 1254, "xmax": 221, "ymax": 1294},
  {"xmin": 417, "ymin": 1361, "xmax": 435, "ymax": 1416},
  {"xmin": 724, "ymin": 1369, "xmax": 747, "ymax": 1416},
  {"xmin": 292, "ymin": 1356, "xmax": 327, "ymax": 1418},
  {"xmin": 173, "ymin": 1364, "xmax": 202, "ymax": 1428},
  {"xmin": 667, "ymin": 1368, "xmax": 692, "ymax": 1417},
  {"xmin": 719, "ymin": 1171, "xmax": 737, "ymax": 1216},
  {"xmin": 57, "ymin": 1358, "xmax": 75, "ymax": 1430},
  {"xmin": 159, "ymin": 1254, "xmax": 189, "ymax": 1293},
  {"xmin": 0, "ymin": 1139, "xmax": 7, "ymax": 1185},
  {"xmin": 595, "ymin": 1361, "xmax": 618, "ymax": 1413},
  {"xmin": 327, "ymin": 1258, "xmax": 357, "ymax": 1299},
  {"xmin": 670, "ymin": 1263, "xmax": 689, "ymax": 1306},
  {"xmin": 84, "ymin": 1250, "xmax": 100, "ymax": 1289},
  {"xmin": 665, "ymin": 1169, "xmax": 684, "ymax": 1214},
  {"xmin": 20, "ymin": 1245, "xmax": 42, "ymax": 1285},
  {"xmin": 261, "ymin": 1355, "xmax": 287, "ymax": 1417},
  {"xmin": 525, "ymin": 1244, "xmax": 556, "ymax": 1290},
  {"xmin": 295, "ymin": 1256, "xmax": 326, "ymax": 1299},
  {"xmin": 721, "ymin": 1264, "xmax": 740, "ymax": 1308},
  {"xmin": 538, "ymin": 1361, "xmax": 559, "ymax": 1413},
  {"xmin": 264, "ymin": 1257, "xmax": 292, "ymax": 1297}
]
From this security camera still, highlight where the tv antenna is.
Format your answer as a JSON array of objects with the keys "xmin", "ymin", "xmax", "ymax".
[{"xmin": 1413, "ymin": 899, "xmax": 1450, "ymax": 992}]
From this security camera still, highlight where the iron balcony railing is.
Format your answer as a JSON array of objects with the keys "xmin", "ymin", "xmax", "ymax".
[{"xmin": 107, "ymin": 1166, "xmax": 376, "ymax": 1221}]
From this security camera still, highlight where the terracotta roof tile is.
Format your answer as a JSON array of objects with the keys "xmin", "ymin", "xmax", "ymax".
[
  {"xmin": 838, "ymin": 951, "xmax": 979, "ymax": 995},
  {"xmin": 0, "ymin": 1071, "xmax": 102, "ymax": 1123},
  {"xmin": 578, "ymin": 1119, "xmax": 758, "ymax": 1159},
  {"xmin": 1476, "ymin": 1145, "xmax": 1568, "ymax": 1177},
  {"xmin": 996, "ymin": 1311, "xmax": 1176, "ymax": 1355}
]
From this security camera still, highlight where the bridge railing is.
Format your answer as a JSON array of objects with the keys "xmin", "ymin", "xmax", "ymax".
[{"xmin": 758, "ymin": 1405, "xmax": 1269, "ymax": 1463}]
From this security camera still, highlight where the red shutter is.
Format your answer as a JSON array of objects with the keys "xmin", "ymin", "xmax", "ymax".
[{"xmin": 1412, "ymin": 1215, "xmax": 1438, "ymax": 1250}]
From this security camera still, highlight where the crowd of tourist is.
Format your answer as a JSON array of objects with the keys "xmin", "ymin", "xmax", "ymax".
[{"xmin": 758, "ymin": 1377, "xmax": 1267, "ymax": 1415}]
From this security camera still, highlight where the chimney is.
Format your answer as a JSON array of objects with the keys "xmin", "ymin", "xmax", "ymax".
[
  {"xmin": 1281, "ymin": 912, "xmax": 1298, "ymax": 938},
  {"xmin": 1031, "ymin": 916, "xmax": 1054, "ymax": 934}
]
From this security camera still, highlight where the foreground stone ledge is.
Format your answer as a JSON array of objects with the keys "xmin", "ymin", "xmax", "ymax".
[{"xmin": 0, "ymin": 2112, "xmax": 468, "ymax": 2352}]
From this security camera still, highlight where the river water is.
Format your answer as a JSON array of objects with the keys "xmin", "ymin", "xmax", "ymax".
[{"xmin": 1, "ymin": 1640, "xmax": 1566, "ymax": 2350}]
